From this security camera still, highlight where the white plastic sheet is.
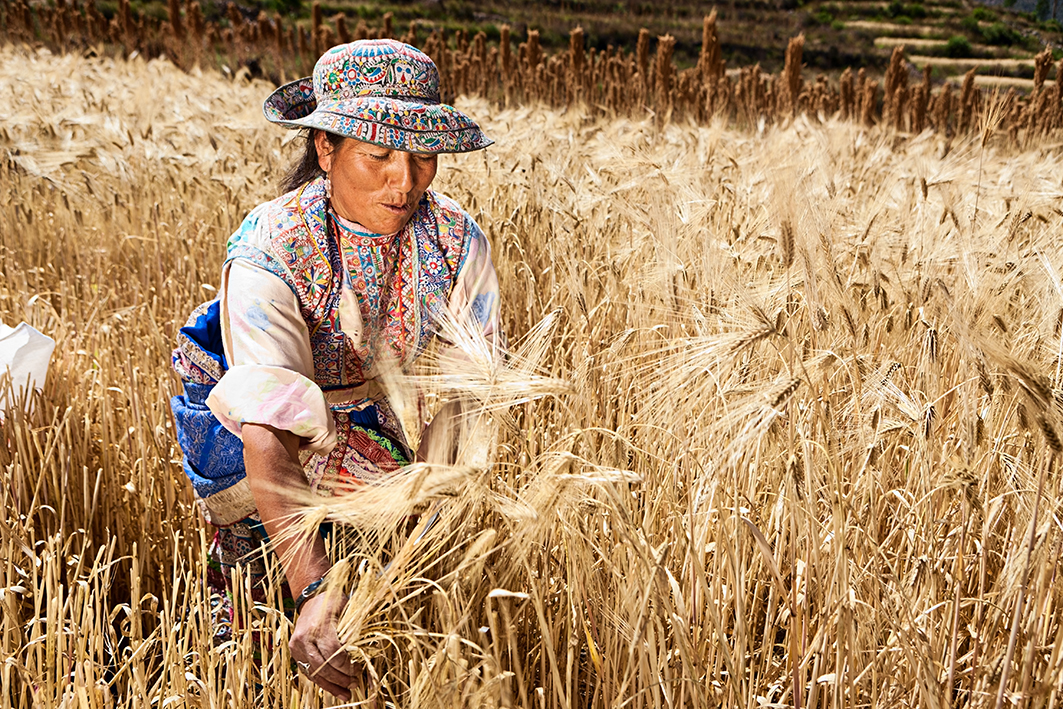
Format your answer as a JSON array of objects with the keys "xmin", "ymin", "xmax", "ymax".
[{"xmin": 0, "ymin": 322, "xmax": 56, "ymax": 416}]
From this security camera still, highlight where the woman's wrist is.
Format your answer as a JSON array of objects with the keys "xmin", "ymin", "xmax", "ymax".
[{"xmin": 295, "ymin": 575, "xmax": 327, "ymax": 615}]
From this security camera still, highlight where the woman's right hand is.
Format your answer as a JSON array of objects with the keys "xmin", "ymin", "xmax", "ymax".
[{"xmin": 290, "ymin": 588, "xmax": 361, "ymax": 701}]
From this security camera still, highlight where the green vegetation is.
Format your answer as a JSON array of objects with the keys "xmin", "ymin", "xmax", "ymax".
[
  {"xmin": 959, "ymin": 8, "xmax": 1031, "ymax": 49},
  {"xmin": 880, "ymin": 0, "xmax": 927, "ymax": 23},
  {"xmin": 807, "ymin": 8, "xmax": 833, "ymax": 24},
  {"xmin": 981, "ymin": 20, "xmax": 1023, "ymax": 44},
  {"xmin": 904, "ymin": 2, "xmax": 928, "ymax": 18},
  {"xmin": 945, "ymin": 33, "xmax": 973, "ymax": 56}
]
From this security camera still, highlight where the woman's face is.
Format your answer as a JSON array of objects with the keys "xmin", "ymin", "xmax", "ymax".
[{"xmin": 316, "ymin": 132, "xmax": 438, "ymax": 235}]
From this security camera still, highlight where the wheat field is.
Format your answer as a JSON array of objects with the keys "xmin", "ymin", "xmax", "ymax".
[{"xmin": 3, "ymin": 43, "xmax": 1063, "ymax": 708}]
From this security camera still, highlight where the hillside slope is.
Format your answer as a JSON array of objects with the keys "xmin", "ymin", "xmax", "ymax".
[{"xmin": 168, "ymin": 0, "xmax": 1063, "ymax": 74}]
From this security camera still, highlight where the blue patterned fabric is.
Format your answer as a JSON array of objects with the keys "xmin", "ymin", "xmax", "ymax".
[
  {"xmin": 172, "ymin": 381, "xmax": 246, "ymax": 498},
  {"xmin": 181, "ymin": 300, "xmax": 228, "ymax": 373},
  {"xmin": 170, "ymin": 301, "xmax": 246, "ymax": 501},
  {"xmin": 169, "ymin": 300, "xmax": 398, "ymax": 518}
]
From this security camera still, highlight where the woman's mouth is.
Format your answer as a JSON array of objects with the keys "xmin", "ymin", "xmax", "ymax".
[{"xmin": 381, "ymin": 202, "xmax": 409, "ymax": 215}]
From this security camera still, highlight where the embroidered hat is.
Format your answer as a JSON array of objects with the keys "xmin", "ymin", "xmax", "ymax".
[{"xmin": 263, "ymin": 39, "xmax": 491, "ymax": 154}]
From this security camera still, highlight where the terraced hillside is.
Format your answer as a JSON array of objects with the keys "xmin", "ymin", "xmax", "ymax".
[{"xmin": 111, "ymin": 0, "xmax": 1060, "ymax": 76}]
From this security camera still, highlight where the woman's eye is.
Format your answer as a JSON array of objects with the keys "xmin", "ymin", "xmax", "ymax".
[{"xmin": 368, "ymin": 153, "xmax": 389, "ymax": 161}]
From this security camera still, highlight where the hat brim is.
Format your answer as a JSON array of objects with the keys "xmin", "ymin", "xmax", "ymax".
[{"xmin": 263, "ymin": 78, "xmax": 492, "ymax": 154}]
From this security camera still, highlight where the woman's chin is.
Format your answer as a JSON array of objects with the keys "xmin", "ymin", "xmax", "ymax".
[
  {"xmin": 367, "ymin": 209, "xmax": 413, "ymax": 235},
  {"xmin": 363, "ymin": 220, "xmax": 403, "ymax": 235}
]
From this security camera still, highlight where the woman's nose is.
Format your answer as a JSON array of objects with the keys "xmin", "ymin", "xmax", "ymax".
[{"xmin": 388, "ymin": 154, "xmax": 416, "ymax": 192}]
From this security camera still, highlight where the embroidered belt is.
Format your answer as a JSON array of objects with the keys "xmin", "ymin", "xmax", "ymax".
[{"xmin": 323, "ymin": 380, "xmax": 384, "ymax": 412}]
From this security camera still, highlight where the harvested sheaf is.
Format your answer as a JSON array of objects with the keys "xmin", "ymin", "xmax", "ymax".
[{"xmin": 3, "ymin": 45, "xmax": 1063, "ymax": 708}]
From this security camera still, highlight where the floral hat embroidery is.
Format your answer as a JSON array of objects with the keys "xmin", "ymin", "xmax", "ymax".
[{"xmin": 263, "ymin": 39, "xmax": 491, "ymax": 154}]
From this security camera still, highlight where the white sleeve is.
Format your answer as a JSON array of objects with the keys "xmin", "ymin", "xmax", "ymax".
[
  {"xmin": 441, "ymin": 215, "xmax": 505, "ymax": 357},
  {"xmin": 205, "ymin": 259, "xmax": 336, "ymax": 455}
]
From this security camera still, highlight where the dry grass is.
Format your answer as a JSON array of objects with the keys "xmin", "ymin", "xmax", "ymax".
[
  {"xmin": 873, "ymin": 37, "xmax": 951, "ymax": 51},
  {"xmin": 874, "ymin": 37, "xmax": 1023, "ymax": 60},
  {"xmin": 846, "ymin": 21, "xmax": 948, "ymax": 38},
  {"xmin": 907, "ymin": 55, "xmax": 1043, "ymax": 72},
  {"xmin": 4, "ymin": 42, "xmax": 1063, "ymax": 708},
  {"xmin": 947, "ymin": 75, "xmax": 1040, "ymax": 90}
]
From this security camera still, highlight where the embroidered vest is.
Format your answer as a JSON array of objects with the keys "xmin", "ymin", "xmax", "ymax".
[{"xmin": 226, "ymin": 176, "xmax": 471, "ymax": 390}]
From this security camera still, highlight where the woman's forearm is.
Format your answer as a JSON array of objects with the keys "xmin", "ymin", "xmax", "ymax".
[{"xmin": 242, "ymin": 423, "xmax": 330, "ymax": 595}]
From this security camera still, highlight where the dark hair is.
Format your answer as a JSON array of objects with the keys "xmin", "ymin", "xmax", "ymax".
[{"xmin": 281, "ymin": 129, "xmax": 345, "ymax": 193}]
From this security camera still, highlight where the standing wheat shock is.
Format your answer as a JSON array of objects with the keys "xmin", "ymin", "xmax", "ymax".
[
  {"xmin": 958, "ymin": 68, "xmax": 977, "ymax": 134},
  {"xmin": 882, "ymin": 46, "xmax": 905, "ymax": 126},
  {"xmin": 636, "ymin": 28, "xmax": 651, "ymax": 106},
  {"xmin": 1028, "ymin": 48, "xmax": 1054, "ymax": 135},
  {"xmin": 335, "ymin": 14, "xmax": 350, "ymax": 45},
  {"xmin": 274, "ymin": 14, "xmax": 285, "ymax": 52},
  {"xmin": 567, "ymin": 27, "xmax": 584, "ymax": 107},
  {"xmin": 861, "ymin": 80, "xmax": 879, "ymax": 127},
  {"xmin": 911, "ymin": 65, "xmax": 932, "ymax": 133},
  {"xmin": 188, "ymin": 2, "xmax": 204, "ymax": 45},
  {"xmin": 782, "ymin": 34, "xmax": 804, "ymax": 116},
  {"xmin": 310, "ymin": 1, "xmax": 322, "ymax": 57},
  {"xmin": 1053, "ymin": 58, "xmax": 1063, "ymax": 132},
  {"xmin": 119, "ymin": 0, "xmax": 135, "ymax": 48},
  {"xmin": 698, "ymin": 11, "xmax": 725, "ymax": 85},
  {"xmin": 525, "ymin": 29, "xmax": 543, "ymax": 101},
  {"xmin": 1033, "ymin": 48, "xmax": 1053, "ymax": 98},
  {"xmin": 840, "ymin": 67, "xmax": 855, "ymax": 120},
  {"xmin": 654, "ymin": 34, "xmax": 676, "ymax": 121},
  {"xmin": 167, "ymin": 0, "xmax": 184, "ymax": 42},
  {"xmin": 296, "ymin": 24, "xmax": 307, "ymax": 63}
]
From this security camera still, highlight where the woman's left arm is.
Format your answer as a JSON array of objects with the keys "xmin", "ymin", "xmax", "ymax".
[{"xmin": 447, "ymin": 216, "xmax": 504, "ymax": 352}]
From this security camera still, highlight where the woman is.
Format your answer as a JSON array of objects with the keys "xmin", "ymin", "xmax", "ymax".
[{"xmin": 172, "ymin": 39, "xmax": 502, "ymax": 702}]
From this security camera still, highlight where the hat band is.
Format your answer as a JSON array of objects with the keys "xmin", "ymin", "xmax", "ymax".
[
  {"xmin": 319, "ymin": 94, "xmax": 442, "ymax": 106},
  {"xmin": 315, "ymin": 110, "xmax": 481, "ymax": 135}
]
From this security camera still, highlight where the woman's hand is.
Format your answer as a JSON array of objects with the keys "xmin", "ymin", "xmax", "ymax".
[{"xmin": 290, "ymin": 590, "xmax": 360, "ymax": 701}]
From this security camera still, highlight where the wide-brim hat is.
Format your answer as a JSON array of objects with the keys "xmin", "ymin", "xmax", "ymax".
[{"xmin": 263, "ymin": 39, "xmax": 491, "ymax": 154}]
